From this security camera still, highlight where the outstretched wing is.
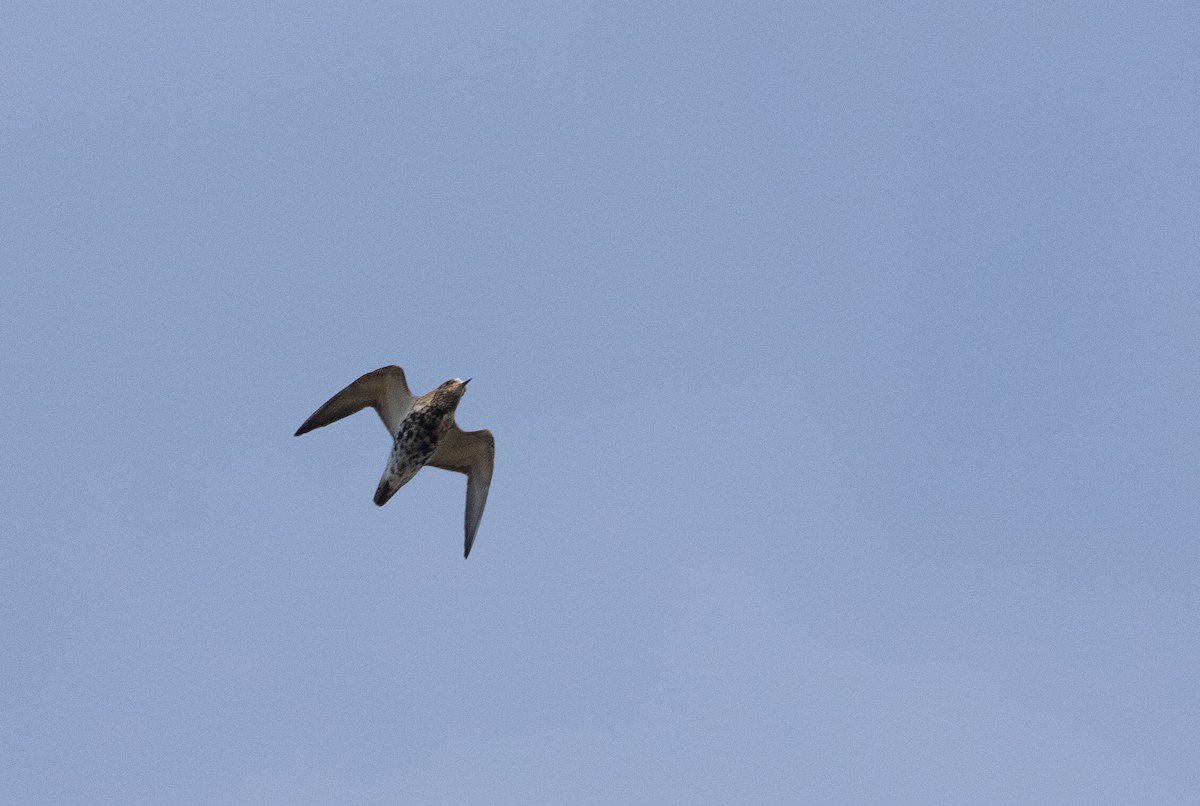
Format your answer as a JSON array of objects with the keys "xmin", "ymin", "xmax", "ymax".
[
  {"xmin": 428, "ymin": 422, "xmax": 495, "ymax": 558},
  {"xmin": 294, "ymin": 365, "xmax": 415, "ymax": 438}
]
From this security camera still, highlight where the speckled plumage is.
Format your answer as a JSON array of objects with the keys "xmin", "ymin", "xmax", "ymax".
[
  {"xmin": 295, "ymin": 366, "xmax": 495, "ymax": 558},
  {"xmin": 376, "ymin": 393, "xmax": 457, "ymax": 503}
]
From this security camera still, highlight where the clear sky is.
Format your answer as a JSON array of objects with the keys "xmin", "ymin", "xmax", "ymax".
[{"xmin": 3, "ymin": 2, "xmax": 1198, "ymax": 803}]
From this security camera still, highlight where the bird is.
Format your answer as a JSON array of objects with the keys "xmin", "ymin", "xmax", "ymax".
[{"xmin": 294, "ymin": 365, "xmax": 494, "ymax": 558}]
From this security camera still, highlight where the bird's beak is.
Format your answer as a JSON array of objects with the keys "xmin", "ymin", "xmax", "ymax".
[{"xmin": 463, "ymin": 378, "xmax": 472, "ymax": 385}]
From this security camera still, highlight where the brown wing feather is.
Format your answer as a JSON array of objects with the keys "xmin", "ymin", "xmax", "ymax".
[
  {"xmin": 429, "ymin": 423, "xmax": 495, "ymax": 558},
  {"xmin": 294, "ymin": 365, "xmax": 415, "ymax": 437}
]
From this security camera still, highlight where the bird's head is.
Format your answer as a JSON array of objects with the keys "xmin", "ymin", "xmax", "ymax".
[{"xmin": 429, "ymin": 377, "xmax": 471, "ymax": 411}]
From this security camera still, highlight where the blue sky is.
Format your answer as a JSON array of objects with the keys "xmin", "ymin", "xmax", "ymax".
[{"xmin": 3, "ymin": 2, "xmax": 1198, "ymax": 803}]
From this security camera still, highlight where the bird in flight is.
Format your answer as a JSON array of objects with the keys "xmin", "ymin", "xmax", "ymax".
[{"xmin": 295, "ymin": 365, "xmax": 494, "ymax": 558}]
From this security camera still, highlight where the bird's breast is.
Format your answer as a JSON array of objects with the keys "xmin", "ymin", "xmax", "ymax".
[{"xmin": 388, "ymin": 406, "xmax": 450, "ymax": 474}]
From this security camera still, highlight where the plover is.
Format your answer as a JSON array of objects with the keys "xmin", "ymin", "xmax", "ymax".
[{"xmin": 295, "ymin": 365, "xmax": 494, "ymax": 558}]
